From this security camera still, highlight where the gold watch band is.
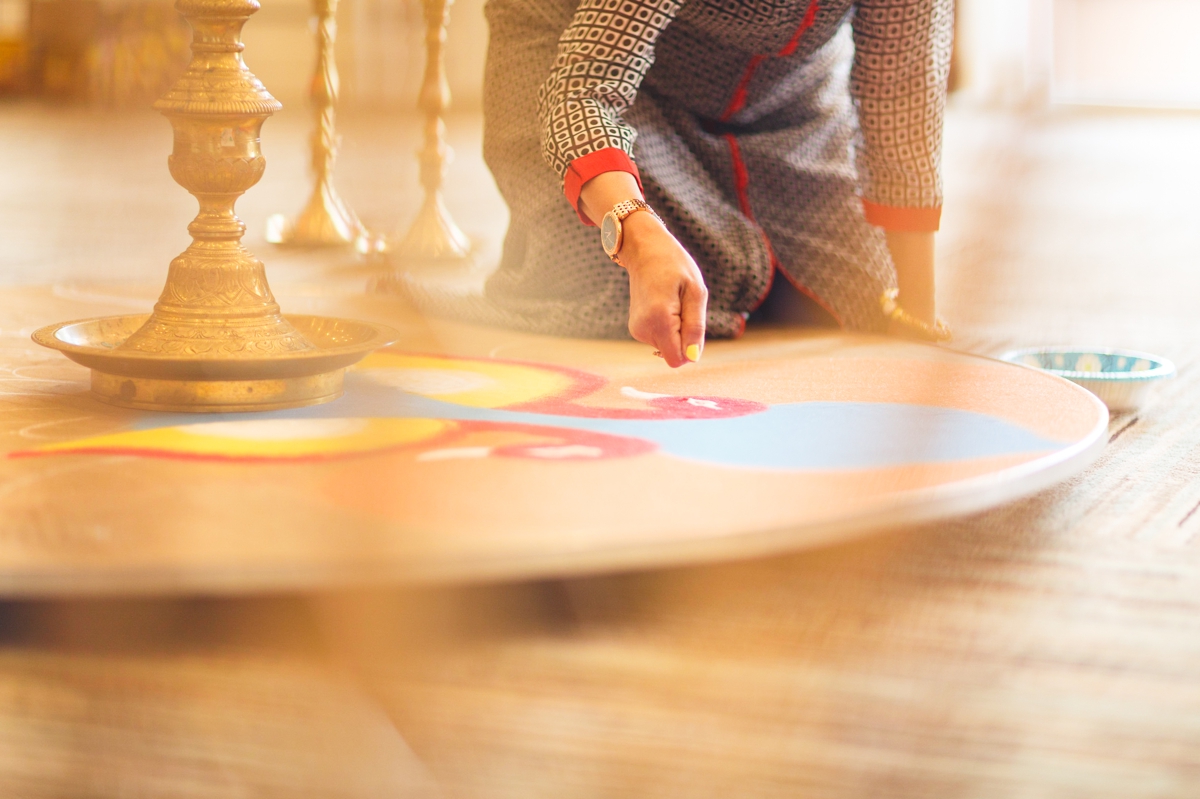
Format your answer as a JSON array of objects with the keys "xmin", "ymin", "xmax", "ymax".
[
  {"xmin": 601, "ymin": 199, "xmax": 662, "ymax": 266},
  {"xmin": 610, "ymin": 199, "xmax": 661, "ymax": 224}
]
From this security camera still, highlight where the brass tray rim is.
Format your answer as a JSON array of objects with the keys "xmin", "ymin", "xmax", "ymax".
[
  {"xmin": 32, "ymin": 314, "xmax": 400, "ymax": 380},
  {"xmin": 33, "ymin": 313, "xmax": 399, "ymax": 361}
]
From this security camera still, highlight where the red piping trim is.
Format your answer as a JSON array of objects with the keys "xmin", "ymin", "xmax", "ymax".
[
  {"xmin": 725, "ymin": 133, "xmax": 752, "ymax": 218},
  {"xmin": 778, "ymin": 0, "xmax": 820, "ymax": 57},
  {"xmin": 720, "ymin": 54, "xmax": 765, "ymax": 121},
  {"xmin": 719, "ymin": 0, "xmax": 819, "ymax": 121},
  {"xmin": 724, "ymin": 133, "xmax": 843, "ymax": 327},
  {"xmin": 775, "ymin": 262, "xmax": 843, "ymax": 327}
]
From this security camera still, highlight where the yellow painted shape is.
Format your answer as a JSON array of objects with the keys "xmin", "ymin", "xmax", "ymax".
[
  {"xmin": 354, "ymin": 352, "xmax": 577, "ymax": 409},
  {"xmin": 31, "ymin": 418, "xmax": 453, "ymax": 460}
]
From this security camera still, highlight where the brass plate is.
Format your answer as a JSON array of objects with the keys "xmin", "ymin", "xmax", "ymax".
[{"xmin": 32, "ymin": 314, "xmax": 398, "ymax": 412}]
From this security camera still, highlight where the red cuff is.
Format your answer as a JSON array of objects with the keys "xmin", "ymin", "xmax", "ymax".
[
  {"xmin": 564, "ymin": 148, "xmax": 644, "ymax": 227},
  {"xmin": 861, "ymin": 199, "xmax": 942, "ymax": 232}
]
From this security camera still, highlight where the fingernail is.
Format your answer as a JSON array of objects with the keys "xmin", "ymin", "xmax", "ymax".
[{"xmin": 686, "ymin": 344, "xmax": 701, "ymax": 362}]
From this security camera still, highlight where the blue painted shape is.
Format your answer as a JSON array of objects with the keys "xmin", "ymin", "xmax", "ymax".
[{"xmin": 133, "ymin": 373, "xmax": 1065, "ymax": 471}]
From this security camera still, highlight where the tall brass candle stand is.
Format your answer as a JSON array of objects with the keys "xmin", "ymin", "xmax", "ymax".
[
  {"xmin": 265, "ymin": 0, "xmax": 361, "ymax": 247},
  {"xmin": 34, "ymin": 0, "xmax": 396, "ymax": 413},
  {"xmin": 379, "ymin": 0, "xmax": 471, "ymax": 268}
]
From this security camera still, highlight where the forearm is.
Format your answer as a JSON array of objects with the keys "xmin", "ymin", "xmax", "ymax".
[
  {"xmin": 853, "ymin": 0, "xmax": 951, "ymax": 327},
  {"xmin": 578, "ymin": 171, "xmax": 644, "ymax": 226},
  {"xmin": 578, "ymin": 169, "xmax": 673, "ymax": 277},
  {"xmin": 885, "ymin": 230, "xmax": 936, "ymax": 325}
]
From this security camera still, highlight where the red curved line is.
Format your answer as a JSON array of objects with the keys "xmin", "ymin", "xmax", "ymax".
[
  {"xmin": 387, "ymin": 349, "xmax": 762, "ymax": 419},
  {"xmin": 373, "ymin": 349, "xmax": 609, "ymax": 408}
]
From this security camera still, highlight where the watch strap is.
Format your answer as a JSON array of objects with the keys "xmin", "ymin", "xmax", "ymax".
[
  {"xmin": 602, "ymin": 199, "xmax": 662, "ymax": 266},
  {"xmin": 610, "ymin": 198, "xmax": 661, "ymax": 224}
]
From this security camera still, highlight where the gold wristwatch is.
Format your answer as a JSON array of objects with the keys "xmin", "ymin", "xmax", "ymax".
[{"xmin": 600, "ymin": 199, "xmax": 662, "ymax": 266}]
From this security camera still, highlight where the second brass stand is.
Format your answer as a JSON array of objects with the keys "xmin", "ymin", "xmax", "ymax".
[
  {"xmin": 375, "ymin": 0, "xmax": 472, "ymax": 273},
  {"xmin": 265, "ymin": 0, "xmax": 361, "ymax": 248}
]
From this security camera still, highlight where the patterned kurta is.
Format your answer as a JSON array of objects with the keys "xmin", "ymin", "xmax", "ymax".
[{"xmin": 414, "ymin": 0, "xmax": 953, "ymax": 338}]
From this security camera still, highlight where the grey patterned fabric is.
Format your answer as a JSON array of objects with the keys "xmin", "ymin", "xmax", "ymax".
[
  {"xmin": 538, "ymin": 0, "xmax": 683, "ymax": 179},
  {"xmin": 404, "ymin": 0, "xmax": 953, "ymax": 339}
]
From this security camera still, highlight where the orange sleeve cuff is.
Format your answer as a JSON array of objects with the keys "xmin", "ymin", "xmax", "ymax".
[
  {"xmin": 564, "ymin": 148, "xmax": 644, "ymax": 227},
  {"xmin": 861, "ymin": 199, "xmax": 942, "ymax": 232}
]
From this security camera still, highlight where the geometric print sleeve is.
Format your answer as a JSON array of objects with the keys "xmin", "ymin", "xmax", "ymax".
[
  {"xmin": 537, "ymin": 0, "xmax": 685, "ymax": 215},
  {"xmin": 851, "ymin": 0, "xmax": 954, "ymax": 231}
]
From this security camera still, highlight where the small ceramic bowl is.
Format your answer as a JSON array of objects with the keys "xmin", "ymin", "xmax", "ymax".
[{"xmin": 999, "ymin": 347, "xmax": 1175, "ymax": 412}]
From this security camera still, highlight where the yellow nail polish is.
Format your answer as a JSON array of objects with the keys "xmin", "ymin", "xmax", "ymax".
[{"xmin": 686, "ymin": 344, "xmax": 701, "ymax": 362}]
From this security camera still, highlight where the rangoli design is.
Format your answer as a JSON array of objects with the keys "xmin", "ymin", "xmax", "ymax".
[{"xmin": 10, "ymin": 349, "xmax": 1067, "ymax": 470}]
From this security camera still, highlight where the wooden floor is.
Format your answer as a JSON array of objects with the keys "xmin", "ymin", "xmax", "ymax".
[{"xmin": 2, "ymin": 100, "xmax": 1199, "ymax": 795}]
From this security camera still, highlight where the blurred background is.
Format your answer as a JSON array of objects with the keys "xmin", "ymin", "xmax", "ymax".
[
  {"xmin": 2, "ymin": 0, "xmax": 1200, "ymax": 111},
  {"xmin": 0, "ymin": 0, "xmax": 490, "ymax": 109},
  {"xmin": 0, "ymin": 1, "xmax": 1199, "ymax": 796}
]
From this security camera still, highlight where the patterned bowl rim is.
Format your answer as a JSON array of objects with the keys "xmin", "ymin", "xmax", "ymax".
[{"xmin": 999, "ymin": 347, "xmax": 1176, "ymax": 382}]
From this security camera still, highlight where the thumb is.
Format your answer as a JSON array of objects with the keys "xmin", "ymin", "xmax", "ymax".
[{"xmin": 680, "ymin": 279, "xmax": 708, "ymax": 363}]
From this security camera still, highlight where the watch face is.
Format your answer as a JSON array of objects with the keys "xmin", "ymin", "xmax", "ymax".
[{"xmin": 600, "ymin": 213, "xmax": 621, "ymax": 256}]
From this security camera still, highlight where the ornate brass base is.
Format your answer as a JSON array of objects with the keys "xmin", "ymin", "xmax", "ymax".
[
  {"xmin": 33, "ymin": 0, "xmax": 397, "ymax": 413},
  {"xmin": 264, "ymin": 186, "xmax": 361, "ymax": 248},
  {"xmin": 386, "ymin": 194, "xmax": 472, "ymax": 263},
  {"xmin": 34, "ymin": 314, "xmax": 395, "ymax": 413}
]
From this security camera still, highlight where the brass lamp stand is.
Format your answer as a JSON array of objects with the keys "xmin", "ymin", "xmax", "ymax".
[
  {"xmin": 376, "ymin": 0, "xmax": 472, "ymax": 271},
  {"xmin": 265, "ymin": 0, "xmax": 362, "ymax": 247},
  {"xmin": 34, "ymin": 0, "xmax": 396, "ymax": 413}
]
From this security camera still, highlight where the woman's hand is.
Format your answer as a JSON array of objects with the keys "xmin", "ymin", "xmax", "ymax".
[
  {"xmin": 620, "ymin": 212, "xmax": 708, "ymax": 367},
  {"xmin": 578, "ymin": 170, "xmax": 707, "ymax": 367}
]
